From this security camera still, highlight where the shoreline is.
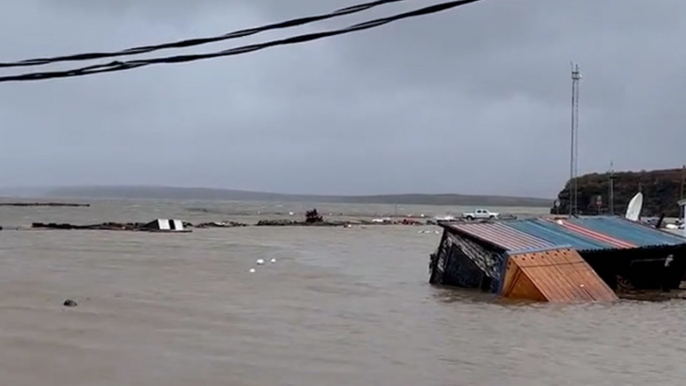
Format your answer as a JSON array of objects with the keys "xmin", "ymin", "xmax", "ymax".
[
  {"xmin": 18, "ymin": 218, "xmax": 442, "ymax": 232},
  {"xmin": 0, "ymin": 202, "xmax": 90, "ymax": 207}
]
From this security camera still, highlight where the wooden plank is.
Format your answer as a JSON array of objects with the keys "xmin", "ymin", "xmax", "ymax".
[
  {"xmin": 505, "ymin": 267, "xmax": 546, "ymax": 301},
  {"xmin": 541, "ymin": 250, "xmax": 589, "ymax": 301},
  {"xmin": 513, "ymin": 253, "xmax": 578, "ymax": 302},
  {"xmin": 500, "ymin": 257, "xmax": 519, "ymax": 295},
  {"xmin": 549, "ymin": 249, "xmax": 595, "ymax": 300},
  {"xmin": 506, "ymin": 254, "xmax": 562, "ymax": 301},
  {"xmin": 503, "ymin": 248, "xmax": 617, "ymax": 303},
  {"xmin": 554, "ymin": 249, "xmax": 617, "ymax": 301},
  {"xmin": 550, "ymin": 248, "xmax": 616, "ymax": 302},
  {"xmin": 540, "ymin": 249, "xmax": 588, "ymax": 301}
]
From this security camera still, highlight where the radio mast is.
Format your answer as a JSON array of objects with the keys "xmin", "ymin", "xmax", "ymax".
[{"xmin": 569, "ymin": 63, "xmax": 581, "ymax": 216}]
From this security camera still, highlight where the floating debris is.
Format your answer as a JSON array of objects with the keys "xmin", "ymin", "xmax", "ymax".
[
  {"xmin": 270, "ymin": 258, "xmax": 277, "ymax": 264},
  {"xmin": 256, "ymin": 259, "xmax": 265, "ymax": 265},
  {"xmin": 31, "ymin": 218, "xmax": 191, "ymax": 233},
  {"xmin": 63, "ymin": 299, "xmax": 78, "ymax": 307},
  {"xmin": 194, "ymin": 221, "xmax": 247, "ymax": 228},
  {"xmin": 255, "ymin": 219, "xmax": 347, "ymax": 227},
  {"xmin": 0, "ymin": 202, "xmax": 89, "ymax": 207},
  {"xmin": 249, "ymin": 268, "xmax": 256, "ymax": 273}
]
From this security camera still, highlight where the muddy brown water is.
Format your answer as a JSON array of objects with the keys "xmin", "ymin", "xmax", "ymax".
[{"xmin": 0, "ymin": 200, "xmax": 684, "ymax": 385}]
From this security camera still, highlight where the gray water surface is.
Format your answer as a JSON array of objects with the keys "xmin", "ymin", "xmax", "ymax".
[{"xmin": 0, "ymin": 200, "xmax": 684, "ymax": 385}]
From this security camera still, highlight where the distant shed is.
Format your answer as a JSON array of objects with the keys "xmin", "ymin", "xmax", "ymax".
[
  {"xmin": 142, "ymin": 219, "xmax": 188, "ymax": 232},
  {"xmin": 429, "ymin": 216, "xmax": 686, "ymax": 299}
]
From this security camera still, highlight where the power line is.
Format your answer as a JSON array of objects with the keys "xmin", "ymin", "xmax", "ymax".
[
  {"xmin": 0, "ymin": 0, "xmax": 482, "ymax": 84},
  {"xmin": 0, "ymin": 0, "xmax": 407, "ymax": 69}
]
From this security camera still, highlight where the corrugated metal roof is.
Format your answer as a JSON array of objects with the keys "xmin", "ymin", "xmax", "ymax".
[
  {"xmin": 444, "ymin": 222, "xmax": 557, "ymax": 252},
  {"xmin": 548, "ymin": 218, "xmax": 637, "ymax": 249},
  {"xmin": 442, "ymin": 216, "xmax": 686, "ymax": 253},
  {"xmin": 567, "ymin": 216, "xmax": 686, "ymax": 248},
  {"xmin": 506, "ymin": 219, "xmax": 611, "ymax": 251}
]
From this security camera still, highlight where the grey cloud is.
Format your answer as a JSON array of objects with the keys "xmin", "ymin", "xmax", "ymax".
[{"xmin": 1, "ymin": 0, "xmax": 684, "ymax": 197}]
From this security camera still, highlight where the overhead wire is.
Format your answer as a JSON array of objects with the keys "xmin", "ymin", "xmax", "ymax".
[
  {"xmin": 0, "ymin": 0, "xmax": 482, "ymax": 84},
  {"xmin": 0, "ymin": 0, "xmax": 407, "ymax": 69}
]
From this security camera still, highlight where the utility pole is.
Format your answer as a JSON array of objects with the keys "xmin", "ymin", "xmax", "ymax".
[
  {"xmin": 609, "ymin": 161, "xmax": 615, "ymax": 215},
  {"xmin": 680, "ymin": 165, "xmax": 685, "ymax": 200},
  {"xmin": 570, "ymin": 63, "xmax": 581, "ymax": 216}
]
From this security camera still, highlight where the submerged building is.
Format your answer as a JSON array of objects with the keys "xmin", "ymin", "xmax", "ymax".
[{"xmin": 429, "ymin": 216, "xmax": 686, "ymax": 302}]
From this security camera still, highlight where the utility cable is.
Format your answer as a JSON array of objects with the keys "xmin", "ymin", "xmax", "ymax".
[
  {"xmin": 0, "ymin": 0, "xmax": 482, "ymax": 84},
  {"xmin": 0, "ymin": 0, "xmax": 407, "ymax": 68}
]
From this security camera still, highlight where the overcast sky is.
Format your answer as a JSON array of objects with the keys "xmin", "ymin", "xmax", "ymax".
[{"xmin": 0, "ymin": 0, "xmax": 684, "ymax": 198}]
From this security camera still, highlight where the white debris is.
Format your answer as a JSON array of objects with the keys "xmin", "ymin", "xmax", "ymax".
[
  {"xmin": 249, "ymin": 268, "xmax": 256, "ymax": 273},
  {"xmin": 270, "ymin": 258, "xmax": 277, "ymax": 264},
  {"xmin": 256, "ymin": 259, "xmax": 265, "ymax": 265}
]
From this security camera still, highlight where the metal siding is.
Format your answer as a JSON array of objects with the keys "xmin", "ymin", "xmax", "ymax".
[
  {"xmin": 568, "ymin": 217, "xmax": 686, "ymax": 247},
  {"xmin": 446, "ymin": 222, "xmax": 556, "ymax": 252},
  {"xmin": 506, "ymin": 219, "xmax": 611, "ymax": 251}
]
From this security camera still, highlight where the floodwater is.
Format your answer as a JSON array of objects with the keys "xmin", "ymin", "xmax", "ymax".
[{"xmin": 0, "ymin": 200, "xmax": 685, "ymax": 385}]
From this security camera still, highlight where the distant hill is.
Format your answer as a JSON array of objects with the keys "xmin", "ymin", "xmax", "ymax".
[
  {"xmin": 554, "ymin": 167, "xmax": 686, "ymax": 217},
  {"xmin": 43, "ymin": 186, "xmax": 551, "ymax": 207}
]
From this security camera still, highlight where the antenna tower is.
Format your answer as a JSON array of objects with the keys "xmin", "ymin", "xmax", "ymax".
[
  {"xmin": 570, "ymin": 63, "xmax": 581, "ymax": 216},
  {"xmin": 680, "ymin": 165, "xmax": 685, "ymax": 200},
  {"xmin": 609, "ymin": 161, "xmax": 615, "ymax": 215}
]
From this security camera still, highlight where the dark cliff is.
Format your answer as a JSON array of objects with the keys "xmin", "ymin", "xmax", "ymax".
[{"xmin": 553, "ymin": 168, "xmax": 686, "ymax": 217}]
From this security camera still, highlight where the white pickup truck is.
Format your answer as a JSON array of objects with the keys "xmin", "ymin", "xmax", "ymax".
[{"xmin": 462, "ymin": 209, "xmax": 499, "ymax": 220}]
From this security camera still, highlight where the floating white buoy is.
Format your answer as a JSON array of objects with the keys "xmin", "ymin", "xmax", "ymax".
[
  {"xmin": 249, "ymin": 268, "xmax": 256, "ymax": 273},
  {"xmin": 289, "ymin": 212, "xmax": 294, "ymax": 216},
  {"xmin": 256, "ymin": 259, "xmax": 265, "ymax": 265},
  {"xmin": 270, "ymin": 258, "xmax": 276, "ymax": 264}
]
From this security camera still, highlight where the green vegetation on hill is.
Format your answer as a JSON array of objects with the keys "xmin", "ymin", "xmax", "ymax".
[
  {"xmin": 44, "ymin": 186, "xmax": 551, "ymax": 207},
  {"xmin": 553, "ymin": 168, "xmax": 686, "ymax": 217}
]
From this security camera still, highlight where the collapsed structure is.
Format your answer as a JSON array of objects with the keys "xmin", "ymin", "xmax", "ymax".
[
  {"xmin": 31, "ymin": 219, "xmax": 190, "ymax": 233},
  {"xmin": 429, "ymin": 216, "xmax": 686, "ymax": 302}
]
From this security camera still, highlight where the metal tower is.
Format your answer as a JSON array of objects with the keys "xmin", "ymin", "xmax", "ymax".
[
  {"xmin": 680, "ymin": 165, "xmax": 685, "ymax": 200},
  {"xmin": 608, "ymin": 161, "xmax": 615, "ymax": 215},
  {"xmin": 570, "ymin": 63, "xmax": 581, "ymax": 216}
]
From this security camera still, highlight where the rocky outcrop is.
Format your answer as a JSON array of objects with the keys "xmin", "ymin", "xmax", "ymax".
[{"xmin": 553, "ymin": 168, "xmax": 686, "ymax": 217}]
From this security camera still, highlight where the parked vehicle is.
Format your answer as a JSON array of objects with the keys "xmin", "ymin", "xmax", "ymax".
[{"xmin": 462, "ymin": 209, "xmax": 499, "ymax": 220}]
